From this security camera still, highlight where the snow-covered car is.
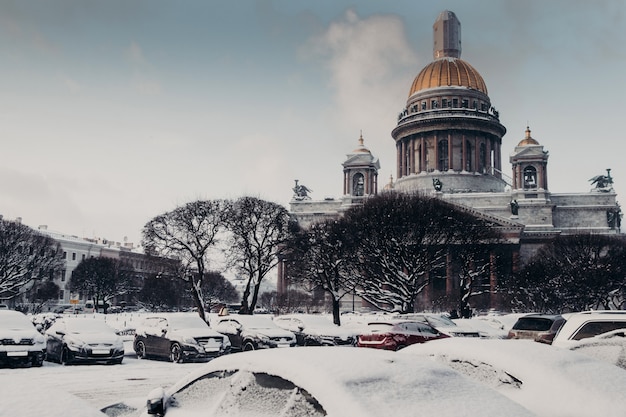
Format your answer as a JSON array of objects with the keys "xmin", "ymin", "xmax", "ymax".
[
  {"xmin": 273, "ymin": 314, "xmax": 356, "ymax": 346},
  {"xmin": 392, "ymin": 313, "xmax": 481, "ymax": 337},
  {"xmin": 45, "ymin": 317, "xmax": 124, "ymax": 365},
  {"xmin": 564, "ymin": 328, "xmax": 626, "ymax": 369},
  {"xmin": 100, "ymin": 347, "xmax": 538, "ymax": 417},
  {"xmin": 134, "ymin": 314, "xmax": 230, "ymax": 363},
  {"xmin": 551, "ymin": 310, "xmax": 626, "ymax": 347},
  {"xmin": 357, "ymin": 319, "xmax": 448, "ymax": 350},
  {"xmin": 506, "ymin": 313, "xmax": 565, "ymax": 344},
  {"xmin": 213, "ymin": 314, "xmax": 296, "ymax": 351},
  {"xmin": 402, "ymin": 338, "xmax": 626, "ymax": 417},
  {"xmin": 0, "ymin": 310, "xmax": 46, "ymax": 367}
]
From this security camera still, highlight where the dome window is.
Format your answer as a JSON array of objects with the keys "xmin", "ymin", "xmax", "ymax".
[
  {"xmin": 453, "ymin": 98, "xmax": 459, "ymax": 108},
  {"xmin": 442, "ymin": 98, "xmax": 448, "ymax": 108},
  {"xmin": 353, "ymin": 173, "xmax": 365, "ymax": 196}
]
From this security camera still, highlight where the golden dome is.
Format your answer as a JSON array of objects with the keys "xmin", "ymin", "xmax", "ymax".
[
  {"xmin": 517, "ymin": 126, "xmax": 540, "ymax": 146},
  {"xmin": 409, "ymin": 58, "xmax": 488, "ymax": 97}
]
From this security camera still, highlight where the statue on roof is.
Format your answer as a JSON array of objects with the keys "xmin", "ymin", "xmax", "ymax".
[
  {"xmin": 433, "ymin": 178, "xmax": 443, "ymax": 192},
  {"xmin": 292, "ymin": 179, "xmax": 312, "ymax": 201},
  {"xmin": 589, "ymin": 169, "xmax": 613, "ymax": 192}
]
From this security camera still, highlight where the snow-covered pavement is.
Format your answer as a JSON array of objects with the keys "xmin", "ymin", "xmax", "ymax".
[{"xmin": 0, "ymin": 347, "xmax": 201, "ymax": 415}]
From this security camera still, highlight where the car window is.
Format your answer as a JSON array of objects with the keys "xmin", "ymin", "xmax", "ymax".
[
  {"xmin": 572, "ymin": 321, "xmax": 626, "ymax": 341},
  {"xmin": 416, "ymin": 323, "xmax": 440, "ymax": 336},
  {"xmin": 512, "ymin": 318, "xmax": 554, "ymax": 331},
  {"xmin": 168, "ymin": 370, "xmax": 326, "ymax": 417}
]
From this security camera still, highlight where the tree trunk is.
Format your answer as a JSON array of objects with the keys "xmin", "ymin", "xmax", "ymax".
[{"xmin": 332, "ymin": 298, "xmax": 341, "ymax": 326}]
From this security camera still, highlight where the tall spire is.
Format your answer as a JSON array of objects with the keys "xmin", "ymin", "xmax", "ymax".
[{"xmin": 433, "ymin": 10, "xmax": 461, "ymax": 59}]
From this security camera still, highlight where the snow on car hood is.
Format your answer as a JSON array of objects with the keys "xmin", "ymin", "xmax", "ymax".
[{"xmin": 170, "ymin": 328, "xmax": 225, "ymax": 340}]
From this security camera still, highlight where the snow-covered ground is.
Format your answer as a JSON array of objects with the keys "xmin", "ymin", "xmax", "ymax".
[{"xmin": 2, "ymin": 311, "xmax": 625, "ymax": 417}]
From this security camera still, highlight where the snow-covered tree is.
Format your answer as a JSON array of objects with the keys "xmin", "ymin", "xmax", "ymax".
[
  {"xmin": 69, "ymin": 257, "xmax": 133, "ymax": 313},
  {"xmin": 286, "ymin": 219, "xmax": 359, "ymax": 325},
  {"xmin": 506, "ymin": 234, "xmax": 626, "ymax": 312},
  {"xmin": 142, "ymin": 200, "xmax": 228, "ymax": 321},
  {"xmin": 224, "ymin": 197, "xmax": 295, "ymax": 314},
  {"xmin": 344, "ymin": 193, "xmax": 499, "ymax": 313},
  {"xmin": 0, "ymin": 219, "xmax": 64, "ymax": 301}
]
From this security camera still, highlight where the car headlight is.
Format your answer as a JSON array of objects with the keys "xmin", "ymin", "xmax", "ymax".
[
  {"xmin": 65, "ymin": 337, "xmax": 86, "ymax": 350},
  {"xmin": 182, "ymin": 336, "xmax": 199, "ymax": 345},
  {"xmin": 257, "ymin": 334, "xmax": 270, "ymax": 343}
]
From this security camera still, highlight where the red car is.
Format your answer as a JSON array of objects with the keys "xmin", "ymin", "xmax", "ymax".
[{"xmin": 357, "ymin": 320, "xmax": 449, "ymax": 351}]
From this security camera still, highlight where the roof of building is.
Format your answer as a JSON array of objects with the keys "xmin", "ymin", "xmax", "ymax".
[
  {"xmin": 517, "ymin": 126, "xmax": 540, "ymax": 147},
  {"xmin": 408, "ymin": 57, "xmax": 488, "ymax": 97}
]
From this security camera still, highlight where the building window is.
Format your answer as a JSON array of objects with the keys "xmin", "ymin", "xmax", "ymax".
[
  {"xmin": 63, "ymin": 251, "xmax": 67, "ymax": 259},
  {"xmin": 431, "ymin": 99, "xmax": 438, "ymax": 109},
  {"xmin": 82, "ymin": 254, "xmax": 86, "ymax": 261},
  {"xmin": 353, "ymin": 173, "xmax": 365, "ymax": 196},
  {"xmin": 61, "ymin": 269, "xmax": 66, "ymax": 282},
  {"xmin": 421, "ymin": 101, "xmax": 426, "ymax": 110},
  {"xmin": 462, "ymin": 99, "xmax": 468, "ymax": 108},
  {"xmin": 465, "ymin": 140, "xmax": 473, "ymax": 171},
  {"xmin": 452, "ymin": 98, "xmax": 458, "ymax": 108},
  {"xmin": 442, "ymin": 98, "xmax": 448, "ymax": 108},
  {"xmin": 473, "ymin": 100, "xmax": 478, "ymax": 109},
  {"xmin": 72, "ymin": 252, "xmax": 76, "ymax": 261},
  {"xmin": 523, "ymin": 166, "xmax": 538, "ymax": 189},
  {"xmin": 438, "ymin": 140, "xmax": 449, "ymax": 171}
]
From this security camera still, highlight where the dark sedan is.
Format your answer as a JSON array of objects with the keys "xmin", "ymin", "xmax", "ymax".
[{"xmin": 45, "ymin": 318, "xmax": 124, "ymax": 365}]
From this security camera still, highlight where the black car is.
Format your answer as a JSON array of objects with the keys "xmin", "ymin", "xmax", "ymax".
[
  {"xmin": 214, "ymin": 315, "xmax": 296, "ymax": 351},
  {"xmin": 45, "ymin": 317, "xmax": 124, "ymax": 365},
  {"xmin": 134, "ymin": 314, "xmax": 230, "ymax": 363}
]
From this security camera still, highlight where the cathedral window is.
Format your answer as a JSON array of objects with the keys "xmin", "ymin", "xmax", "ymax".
[
  {"xmin": 421, "ymin": 101, "xmax": 426, "ymax": 110},
  {"xmin": 353, "ymin": 173, "xmax": 365, "ymax": 196},
  {"xmin": 442, "ymin": 98, "xmax": 448, "ymax": 108},
  {"xmin": 438, "ymin": 140, "xmax": 449, "ymax": 171},
  {"xmin": 523, "ymin": 166, "xmax": 538, "ymax": 189},
  {"xmin": 431, "ymin": 99, "xmax": 438, "ymax": 109},
  {"xmin": 462, "ymin": 99, "xmax": 468, "ymax": 108},
  {"xmin": 452, "ymin": 98, "xmax": 458, "ymax": 107},
  {"xmin": 465, "ymin": 140, "xmax": 473, "ymax": 171}
]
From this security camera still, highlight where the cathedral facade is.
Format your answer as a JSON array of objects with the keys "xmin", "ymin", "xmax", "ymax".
[{"xmin": 284, "ymin": 11, "xmax": 621, "ymax": 311}]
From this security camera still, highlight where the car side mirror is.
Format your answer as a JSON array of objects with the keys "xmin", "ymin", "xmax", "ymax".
[{"xmin": 146, "ymin": 387, "xmax": 166, "ymax": 415}]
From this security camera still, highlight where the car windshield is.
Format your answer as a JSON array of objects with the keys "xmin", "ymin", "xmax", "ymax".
[
  {"xmin": 0, "ymin": 312, "xmax": 33, "ymax": 330},
  {"xmin": 424, "ymin": 315, "xmax": 456, "ymax": 327},
  {"xmin": 166, "ymin": 315, "xmax": 209, "ymax": 331},
  {"xmin": 65, "ymin": 319, "xmax": 116, "ymax": 334}
]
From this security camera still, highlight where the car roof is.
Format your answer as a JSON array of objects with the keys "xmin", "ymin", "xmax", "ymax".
[
  {"xmin": 166, "ymin": 347, "xmax": 536, "ymax": 417},
  {"xmin": 402, "ymin": 338, "xmax": 626, "ymax": 417}
]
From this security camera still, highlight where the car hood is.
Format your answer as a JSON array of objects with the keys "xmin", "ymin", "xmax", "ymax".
[
  {"xmin": 171, "ymin": 328, "xmax": 226, "ymax": 339},
  {"xmin": 245, "ymin": 328, "xmax": 294, "ymax": 338},
  {"xmin": 0, "ymin": 328, "xmax": 41, "ymax": 342},
  {"xmin": 68, "ymin": 332, "xmax": 121, "ymax": 345}
]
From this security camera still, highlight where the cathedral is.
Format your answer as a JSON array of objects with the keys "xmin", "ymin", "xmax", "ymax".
[{"xmin": 284, "ymin": 11, "xmax": 621, "ymax": 310}]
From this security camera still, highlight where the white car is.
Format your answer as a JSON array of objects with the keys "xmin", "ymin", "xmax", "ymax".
[
  {"xmin": 273, "ymin": 314, "xmax": 356, "ymax": 346},
  {"xmin": 101, "ymin": 347, "xmax": 537, "ymax": 417},
  {"xmin": 402, "ymin": 337, "xmax": 626, "ymax": 417},
  {"xmin": 552, "ymin": 310, "xmax": 626, "ymax": 347},
  {"xmin": 0, "ymin": 310, "xmax": 46, "ymax": 367}
]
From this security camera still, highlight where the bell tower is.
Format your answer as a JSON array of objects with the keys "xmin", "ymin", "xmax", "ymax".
[
  {"xmin": 343, "ymin": 133, "xmax": 380, "ymax": 198},
  {"xmin": 510, "ymin": 126, "xmax": 549, "ymax": 199}
]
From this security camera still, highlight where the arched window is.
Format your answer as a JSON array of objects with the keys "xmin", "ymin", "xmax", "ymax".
[
  {"xmin": 353, "ymin": 173, "xmax": 365, "ymax": 196},
  {"xmin": 523, "ymin": 166, "xmax": 537, "ymax": 189},
  {"xmin": 438, "ymin": 140, "xmax": 449, "ymax": 171},
  {"xmin": 465, "ymin": 140, "xmax": 473, "ymax": 171}
]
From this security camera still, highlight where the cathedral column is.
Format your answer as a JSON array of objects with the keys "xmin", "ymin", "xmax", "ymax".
[
  {"xmin": 396, "ymin": 142, "xmax": 402, "ymax": 179},
  {"xmin": 447, "ymin": 132, "xmax": 453, "ymax": 171},
  {"xmin": 420, "ymin": 136, "xmax": 426, "ymax": 173},
  {"xmin": 433, "ymin": 133, "xmax": 439, "ymax": 171},
  {"xmin": 461, "ymin": 133, "xmax": 467, "ymax": 171}
]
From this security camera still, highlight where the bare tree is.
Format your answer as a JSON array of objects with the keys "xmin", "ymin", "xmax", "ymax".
[
  {"xmin": 224, "ymin": 197, "xmax": 296, "ymax": 314},
  {"xmin": 142, "ymin": 200, "xmax": 228, "ymax": 321},
  {"xmin": 286, "ymin": 219, "xmax": 359, "ymax": 325},
  {"xmin": 0, "ymin": 219, "xmax": 64, "ymax": 301},
  {"xmin": 200, "ymin": 271, "xmax": 239, "ymax": 312},
  {"xmin": 70, "ymin": 257, "xmax": 133, "ymax": 313},
  {"xmin": 344, "ymin": 193, "xmax": 499, "ymax": 313}
]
